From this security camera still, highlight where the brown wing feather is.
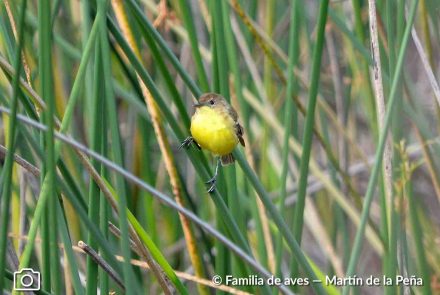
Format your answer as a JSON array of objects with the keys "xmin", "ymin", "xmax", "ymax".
[
  {"xmin": 229, "ymin": 106, "xmax": 238, "ymax": 121},
  {"xmin": 236, "ymin": 123, "xmax": 245, "ymax": 147}
]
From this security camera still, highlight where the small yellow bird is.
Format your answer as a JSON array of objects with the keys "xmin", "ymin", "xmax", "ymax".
[{"xmin": 180, "ymin": 93, "xmax": 245, "ymax": 192}]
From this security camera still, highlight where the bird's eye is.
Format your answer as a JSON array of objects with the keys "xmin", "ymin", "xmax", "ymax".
[{"xmin": 209, "ymin": 100, "xmax": 215, "ymax": 105}]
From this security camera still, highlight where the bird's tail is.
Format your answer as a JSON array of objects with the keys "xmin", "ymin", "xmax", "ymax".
[{"xmin": 220, "ymin": 153, "xmax": 235, "ymax": 166}]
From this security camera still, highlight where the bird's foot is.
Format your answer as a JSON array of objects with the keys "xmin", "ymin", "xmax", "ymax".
[
  {"xmin": 205, "ymin": 175, "xmax": 216, "ymax": 185},
  {"xmin": 179, "ymin": 136, "xmax": 201, "ymax": 150},
  {"xmin": 179, "ymin": 136, "xmax": 193, "ymax": 149},
  {"xmin": 180, "ymin": 136, "xmax": 201, "ymax": 150},
  {"xmin": 205, "ymin": 158, "xmax": 221, "ymax": 193},
  {"xmin": 205, "ymin": 177, "xmax": 217, "ymax": 193}
]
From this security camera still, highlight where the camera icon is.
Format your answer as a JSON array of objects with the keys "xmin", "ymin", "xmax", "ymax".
[{"xmin": 13, "ymin": 268, "xmax": 40, "ymax": 291}]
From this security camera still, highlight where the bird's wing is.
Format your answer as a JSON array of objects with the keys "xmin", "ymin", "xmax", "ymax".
[
  {"xmin": 230, "ymin": 105, "xmax": 245, "ymax": 146},
  {"xmin": 236, "ymin": 123, "xmax": 245, "ymax": 147},
  {"xmin": 229, "ymin": 106, "xmax": 238, "ymax": 121}
]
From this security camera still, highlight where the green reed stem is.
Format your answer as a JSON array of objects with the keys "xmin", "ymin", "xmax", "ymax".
[
  {"xmin": 291, "ymin": 0, "xmax": 329, "ymax": 277},
  {"xmin": 342, "ymin": 1, "xmax": 419, "ymax": 294},
  {"xmin": 0, "ymin": 0, "xmax": 27, "ymax": 291}
]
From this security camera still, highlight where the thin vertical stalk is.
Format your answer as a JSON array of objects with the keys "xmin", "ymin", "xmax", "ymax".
[
  {"xmin": 210, "ymin": 3, "xmax": 229, "ymax": 292},
  {"xmin": 0, "ymin": 0, "xmax": 27, "ymax": 291},
  {"xmin": 57, "ymin": 202, "xmax": 85, "ymax": 295},
  {"xmin": 342, "ymin": 1, "xmax": 419, "ymax": 294},
  {"xmin": 385, "ymin": 2, "xmax": 398, "ymax": 294},
  {"xmin": 80, "ymin": 0, "xmax": 94, "ymax": 128},
  {"xmin": 177, "ymin": 0, "xmax": 209, "ymax": 92},
  {"xmin": 411, "ymin": 27, "xmax": 440, "ymax": 111},
  {"xmin": 261, "ymin": 0, "xmax": 275, "ymax": 194},
  {"xmin": 291, "ymin": 0, "xmax": 329, "ymax": 276},
  {"xmin": 38, "ymin": 0, "xmax": 61, "ymax": 292},
  {"xmin": 97, "ymin": 0, "xmax": 136, "ymax": 292},
  {"xmin": 3, "ymin": 0, "xmax": 32, "ymax": 87},
  {"xmin": 212, "ymin": 0, "xmax": 228, "ymax": 97},
  {"xmin": 406, "ymin": 176, "xmax": 431, "ymax": 295},
  {"xmin": 419, "ymin": 0, "xmax": 433, "ymax": 66},
  {"xmin": 85, "ymin": 41, "xmax": 104, "ymax": 295},
  {"xmin": 138, "ymin": 122, "xmax": 159, "ymax": 243},
  {"xmin": 394, "ymin": 2, "xmax": 408, "ymax": 286},
  {"xmin": 98, "ymin": 52, "xmax": 110, "ymax": 295},
  {"xmin": 414, "ymin": 128, "xmax": 440, "ymax": 202},
  {"xmin": 350, "ymin": 0, "xmax": 377, "ymax": 135},
  {"xmin": 98, "ymin": 169, "xmax": 110, "ymax": 293},
  {"xmin": 369, "ymin": 0, "xmax": 393, "ymax": 233},
  {"xmin": 382, "ymin": 5, "xmax": 401, "ymax": 291},
  {"xmin": 327, "ymin": 25, "xmax": 350, "ymax": 272},
  {"xmin": 41, "ymin": 212, "xmax": 51, "ymax": 290},
  {"xmin": 276, "ymin": 0, "xmax": 300, "ymax": 278}
]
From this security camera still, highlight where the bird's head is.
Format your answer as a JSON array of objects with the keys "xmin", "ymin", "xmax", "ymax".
[{"xmin": 194, "ymin": 93, "xmax": 228, "ymax": 110}]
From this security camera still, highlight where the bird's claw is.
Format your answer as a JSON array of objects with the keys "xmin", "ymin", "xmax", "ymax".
[
  {"xmin": 179, "ymin": 136, "xmax": 201, "ymax": 150},
  {"xmin": 205, "ymin": 175, "xmax": 217, "ymax": 193},
  {"xmin": 205, "ymin": 176, "xmax": 216, "ymax": 185},
  {"xmin": 205, "ymin": 158, "xmax": 221, "ymax": 193},
  {"xmin": 205, "ymin": 177, "xmax": 217, "ymax": 193},
  {"xmin": 179, "ymin": 136, "xmax": 193, "ymax": 149}
]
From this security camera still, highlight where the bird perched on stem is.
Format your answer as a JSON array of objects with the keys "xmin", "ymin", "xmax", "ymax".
[{"xmin": 180, "ymin": 93, "xmax": 245, "ymax": 192}]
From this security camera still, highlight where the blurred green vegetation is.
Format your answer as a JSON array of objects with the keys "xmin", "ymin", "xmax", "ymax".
[{"xmin": 0, "ymin": 0, "xmax": 439, "ymax": 294}]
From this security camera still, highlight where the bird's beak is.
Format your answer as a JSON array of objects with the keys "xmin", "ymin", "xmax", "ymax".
[{"xmin": 193, "ymin": 102, "xmax": 207, "ymax": 108}]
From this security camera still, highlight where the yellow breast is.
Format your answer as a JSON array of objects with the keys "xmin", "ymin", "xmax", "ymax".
[{"xmin": 190, "ymin": 106, "xmax": 238, "ymax": 156}]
